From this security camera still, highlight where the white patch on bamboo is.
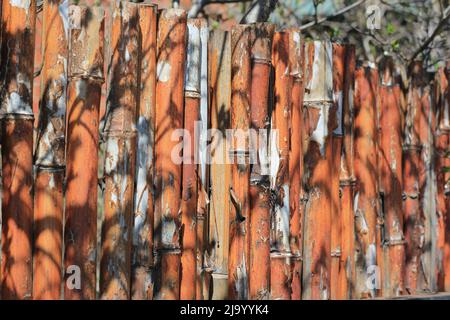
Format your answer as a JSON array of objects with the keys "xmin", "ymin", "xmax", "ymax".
[{"xmin": 157, "ymin": 61, "xmax": 171, "ymax": 83}]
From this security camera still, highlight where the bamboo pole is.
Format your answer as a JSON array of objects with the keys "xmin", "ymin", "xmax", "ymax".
[
  {"xmin": 196, "ymin": 19, "xmax": 209, "ymax": 300},
  {"xmin": 248, "ymin": 23, "xmax": 274, "ymax": 300},
  {"xmin": 100, "ymin": 1, "xmax": 139, "ymax": 300},
  {"xmin": 132, "ymin": 2, "xmax": 157, "ymax": 300},
  {"xmin": 353, "ymin": 65, "xmax": 381, "ymax": 298},
  {"xmin": 33, "ymin": 0, "xmax": 68, "ymax": 300},
  {"xmin": 180, "ymin": 18, "xmax": 201, "ymax": 300},
  {"xmin": 0, "ymin": 0, "xmax": 36, "ymax": 300},
  {"xmin": 301, "ymin": 41, "xmax": 334, "ymax": 300},
  {"xmin": 270, "ymin": 31, "xmax": 292, "ymax": 300},
  {"xmin": 287, "ymin": 28, "xmax": 304, "ymax": 300},
  {"xmin": 154, "ymin": 8, "xmax": 187, "ymax": 300},
  {"xmin": 330, "ymin": 43, "xmax": 345, "ymax": 300},
  {"xmin": 64, "ymin": 5, "xmax": 104, "ymax": 300},
  {"xmin": 228, "ymin": 24, "xmax": 251, "ymax": 300},
  {"xmin": 208, "ymin": 29, "xmax": 231, "ymax": 300},
  {"xmin": 337, "ymin": 45, "xmax": 356, "ymax": 300},
  {"xmin": 444, "ymin": 63, "xmax": 450, "ymax": 292},
  {"xmin": 378, "ymin": 56, "xmax": 405, "ymax": 297},
  {"xmin": 403, "ymin": 61, "xmax": 425, "ymax": 294}
]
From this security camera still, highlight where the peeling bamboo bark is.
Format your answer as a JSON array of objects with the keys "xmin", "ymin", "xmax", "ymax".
[
  {"xmin": 248, "ymin": 23, "xmax": 274, "ymax": 300},
  {"xmin": 228, "ymin": 24, "xmax": 251, "ymax": 300},
  {"xmin": 403, "ymin": 61, "xmax": 425, "ymax": 294},
  {"xmin": 100, "ymin": 1, "xmax": 139, "ymax": 300},
  {"xmin": 180, "ymin": 18, "xmax": 201, "ymax": 300},
  {"xmin": 154, "ymin": 8, "xmax": 187, "ymax": 300},
  {"xmin": 378, "ymin": 57, "xmax": 405, "ymax": 297},
  {"xmin": 353, "ymin": 65, "xmax": 380, "ymax": 298},
  {"xmin": 330, "ymin": 43, "xmax": 345, "ymax": 300},
  {"xmin": 33, "ymin": 0, "xmax": 68, "ymax": 300},
  {"xmin": 64, "ymin": 5, "xmax": 104, "ymax": 300},
  {"xmin": 337, "ymin": 45, "xmax": 356, "ymax": 300},
  {"xmin": 132, "ymin": 2, "xmax": 157, "ymax": 300},
  {"xmin": 208, "ymin": 29, "xmax": 231, "ymax": 300},
  {"xmin": 287, "ymin": 28, "xmax": 304, "ymax": 300},
  {"xmin": 301, "ymin": 41, "xmax": 334, "ymax": 300},
  {"xmin": 196, "ymin": 20, "xmax": 209, "ymax": 301},
  {"xmin": 270, "ymin": 31, "xmax": 292, "ymax": 300},
  {"xmin": 0, "ymin": 0, "xmax": 36, "ymax": 300}
]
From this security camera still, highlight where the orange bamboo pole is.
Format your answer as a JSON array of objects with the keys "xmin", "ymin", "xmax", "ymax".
[
  {"xmin": 287, "ymin": 29, "xmax": 304, "ymax": 300},
  {"xmin": 330, "ymin": 43, "xmax": 345, "ymax": 300},
  {"xmin": 337, "ymin": 45, "xmax": 356, "ymax": 300},
  {"xmin": 64, "ymin": 5, "xmax": 104, "ymax": 300},
  {"xmin": 0, "ymin": 0, "xmax": 36, "ymax": 300},
  {"xmin": 353, "ymin": 65, "xmax": 381, "ymax": 298},
  {"xmin": 270, "ymin": 31, "xmax": 292, "ymax": 300},
  {"xmin": 132, "ymin": 2, "xmax": 157, "ymax": 300},
  {"xmin": 100, "ymin": 1, "xmax": 139, "ymax": 300},
  {"xmin": 208, "ymin": 29, "xmax": 231, "ymax": 300},
  {"xmin": 444, "ymin": 63, "xmax": 450, "ymax": 292},
  {"xmin": 33, "ymin": 0, "xmax": 68, "ymax": 300},
  {"xmin": 248, "ymin": 23, "xmax": 274, "ymax": 300},
  {"xmin": 228, "ymin": 24, "xmax": 251, "ymax": 300},
  {"xmin": 154, "ymin": 8, "xmax": 187, "ymax": 300},
  {"xmin": 180, "ymin": 18, "xmax": 201, "ymax": 300},
  {"xmin": 378, "ymin": 57, "xmax": 405, "ymax": 297},
  {"xmin": 301, "ymin": 41, "xmax": 334, "ymax": 300},
  {"xmin": 403, "ymin": 61, "xmax": 425, "ymax": 294}
]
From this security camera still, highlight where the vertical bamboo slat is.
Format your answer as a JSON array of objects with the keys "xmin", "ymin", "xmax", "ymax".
[
  {"xmin": 64, "ymin": 5, "xmax": 104, "ymax": 300},
  {"xmin": 154, "ymin": 8, "xmax": 187, "ymax": 300},
  {"xmin": 0, "ymin": 0, "xmax": 36, "ymax": 300},
  {"xmin": 132, "ymin": 2, "xmax": 157, "ymax": 300},
  {"xmin": 33, "ymin": 0, "xmax": 68, "ymax": 300}
]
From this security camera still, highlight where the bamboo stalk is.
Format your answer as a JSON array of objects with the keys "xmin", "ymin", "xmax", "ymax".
[
  {"xmin": 337, "ymin": 45, "xmax": 356, "ymax": 300},
  {"xmin": 444, "ymin": 63, "xmax": 450, "ymax": 292},
  {"xmin": 180, "ymin": 18, "xmax": 201, "ymax": 300},
  {"xmin": 248, "ymin": 23, "xmax": 274, "ymax": 300},
  {"xmin": 378, "ymin": 56, "xmax": 405, "ymax": 297},
  {"xmin": 287, "ymin": 28, "xmax": 304, "ymax": 300},
  {"xmin": 64, "ymin": 5, "xmax": 104, "ymax": 300},
  {"xmin": 301, "ymin": 40, "xmax": 334, "ymax": 300},
  {"xmin": 33, "ymin": 0, "xmax": 68, "ymax": 300},
  {"xmin": 330, "ymin": 43, "xmax": 345, "ymax": 300},
  {"xmin": 132, "ymin": 2, "xmax": 157, "ymax": 300},
  {"xmin": 0, "ymin": 0, "xmax": 36, "ymax": 300},
  {"xmin": 270, "ymin": 31, "xmax": 292, "ymax": 300},
  {"xmin": 403, "ymin": 61, "xmax": 425, "ymax": 294},
  {"xmin": 100, "ymin": 1, "xmax": 139, "ymax": 300},
  {"xmin": 353, "ymin": 65, "xmax": 381, "ymax": 298},
  {"xmin": 228, "ymin": 24, "xmax": 251, "ymax": 300},
  {"xmin": 208, "ymin": 29, "xmax": 231, "ymax": 300},
  {"xmin": 154, "ymin": 8, "xmax": 187, "ymax": 300}
]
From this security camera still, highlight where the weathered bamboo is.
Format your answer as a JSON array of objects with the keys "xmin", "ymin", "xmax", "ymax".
[
  {"xmin": 444, "ymin": 63, "xmax": 450, "ymax": 292},
  {"xmin": 270, "ymin": 31, "xmax": 292, "ymax": 300},
  {"xmin": 330, "ymin": 43, "xmax": 345, "ymax": 300},
  {"xmin": 228, "ymin": 24, "xmax": 251, "ymax": 300},
  {"xmin": 301, "ymin": 40, "xmax": 334, "ymax": 300},
  {"xmin": 33, "ymin": 0, "xmax": 68, "ymax": 300},
  {"xmin": 180, "ymin": 18, "xmax": 201, "ymax": 300},
  {"xmin": 248, "ymin": 23, "xmax": 274, "ymax": 300},
  {"xmin": 353, "ymin": 65, "xmax": 380, "ymax": 298},
  {"xmin": 64, "ymin": 5, "xmax": 104, "ymax": 300},
  {"xmin": 378, "ymin": 57, "xmax": 405, "ymax": 297},
  {"xmin": 403, "ymin": 61, "xmax": 425, "ymax": 294},
  {"xmin": 434, "ymin": 66, "xmax": 448, "ymax": 291},
  {"xmin": 154, "ymin": 8, "xmax": 187, "ymax": 300},
  {"xmin": 337, "ymin": 45, "xmax": 356, "ymax": 300},
  {"xmin": 287, "ymin": 28, "xmax": 304, "ymax": 300},
  {"xmin": 100, "ymin": 1, "xmax": 139, "ymax": 300},
  {"xmin": 196, "ymin": 19, "xmax": 209, "ymax": 300},
  {"xmin": 132, "ymin": 2, "xmax": 157, "ymax": 300},
  {"xmin": 0, "ymin": 0, "xmax": 36, "ymax": 300},
  {"xmin": 208, "ymin": 29, "xmax": 231, "ymax": 300}
]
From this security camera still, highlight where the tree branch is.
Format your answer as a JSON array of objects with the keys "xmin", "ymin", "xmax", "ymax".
[{"xmin": 240, "ymin": 0, "xmax": 278, "ymax": 24}]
